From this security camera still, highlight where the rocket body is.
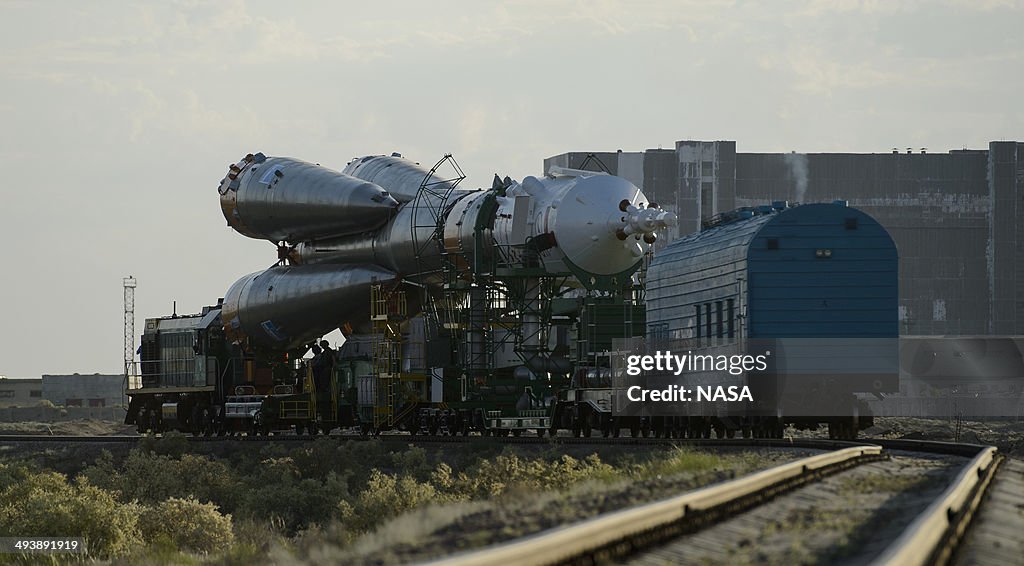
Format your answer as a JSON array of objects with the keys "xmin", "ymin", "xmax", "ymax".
[{"xmin": 217, "ymin": 152, "xmax": 674, "ymax": 350}]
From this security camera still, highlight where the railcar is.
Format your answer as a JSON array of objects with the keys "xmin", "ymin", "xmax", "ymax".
[{"xmin": 639, "ymin": 200, "xmax": 900, "ymax": 438}]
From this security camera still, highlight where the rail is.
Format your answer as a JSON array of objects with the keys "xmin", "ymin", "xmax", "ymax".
[
  {"xmin": 429, "ymin": 445, "xmax": 883, "ymax": 566},
  {"xmin": 874, "ymin": 444, "xmax": 1002, "ymax": 566}
]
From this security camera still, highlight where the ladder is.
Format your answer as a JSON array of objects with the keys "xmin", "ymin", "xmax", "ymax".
[{"xmin": 370, "ymin": 283, "xmax": 407, "ymax": 429}]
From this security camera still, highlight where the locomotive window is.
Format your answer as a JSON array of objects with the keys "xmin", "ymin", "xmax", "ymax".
[
  {"xmin": 716, "ymin": 301, "xmax": 724, "ymax": 338},
  {"xmin": 767, "ymin": 237, "xmax": 779, "ymax": 250},
  {"xmin": 705, "ymin": 304, "xmax": 712, "ymax": 340},
  {"xmin": 727, "ymin": 299, "xmax": 735, "ymax": 338},
  {"xmin": 695, "ymin": 306, "xmax": 702, "ymax": 338}
]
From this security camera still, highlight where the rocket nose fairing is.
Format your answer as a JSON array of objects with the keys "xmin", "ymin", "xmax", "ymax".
[{"xmin": 217, "ymin": 152, "xmax": 399, "ymax": 243}]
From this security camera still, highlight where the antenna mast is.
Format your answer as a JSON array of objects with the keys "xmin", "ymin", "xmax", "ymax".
[{"xmin": 123, "ymin": 276, "xmax": 137, "ymax": 389}]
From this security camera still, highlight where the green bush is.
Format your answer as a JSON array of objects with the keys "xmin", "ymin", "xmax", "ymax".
[
  {"xmin": 0, "ymin": 465, "xmax": 141, "ymax": 559},
  {"xmin": 236, "ymin": 457, "xmax": 350, "ymax": 533},
  {"xmin": 337, "ymin": 470, "xmax": 440, "ymax": 533},
  {"xmin": 139, "ymin": 497, "xmax": 234, "ymax": 553},
  {"xmin": 82, "ymin": 449, "xmax": 240, "ymax": 511},
  {"xmin": 445, "ymin": 453, "xmax": 618, "ymax": 498}
]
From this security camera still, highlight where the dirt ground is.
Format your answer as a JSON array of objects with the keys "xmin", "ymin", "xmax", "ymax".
[
  {"xmin": 0, "ymin": 419, "xmax": 136, "ymax": 436},
  {"xmin": 862, "ymin": 417, "xmax": 1024, "ymax": 457}
]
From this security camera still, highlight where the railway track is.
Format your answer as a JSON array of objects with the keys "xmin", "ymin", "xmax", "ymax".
[
  {"xmin": 428, "ymin": 440, "xmax": 1002, "ymax": 566},
  {"xmin": 0, "ymin": 433, "xmax": 870, "ymax": 450},
  {"xmin": 0, "ymin": 433, "xmax": 1005, "ymax": 564}
]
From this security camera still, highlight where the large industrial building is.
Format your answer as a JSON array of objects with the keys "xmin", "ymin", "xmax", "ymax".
[
  {"xmin": 545, "ymin": 141, "xmax": 1024, "ymax": 337},
  {"xmin": 0, "ymin": 374, "xmax": 123, "ymax": 408}
]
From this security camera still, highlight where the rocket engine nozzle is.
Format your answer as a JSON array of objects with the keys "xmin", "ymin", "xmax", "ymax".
[{"xmin": 619, "ymin": 204, "xmax": 677, "ymax": 238}]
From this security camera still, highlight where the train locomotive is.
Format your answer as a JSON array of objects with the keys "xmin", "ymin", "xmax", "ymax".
[{"xmin": 125, "ymin": 152, "xmax": 898, "ymax": 440}]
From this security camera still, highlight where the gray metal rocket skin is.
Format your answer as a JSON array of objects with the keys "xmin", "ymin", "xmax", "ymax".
[
  {"xmin": 217, "ymin": 152, "xmax": 675, "ymax": 350},
  {"xmin": 218, "ymin": 152, "xmax": 399, "ymax": 243}
]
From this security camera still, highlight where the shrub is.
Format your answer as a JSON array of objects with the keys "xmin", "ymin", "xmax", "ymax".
[
  {"xmin": 337, "ymin": 470, "xmax": 440, "ymax": 533},
  {"xmin": 136, "ymin": 431, "xmax": 190, "ymax": 458},
  {"xmin": 445, "ymin": 453, "xmax": 618, "ymax": 498},
  {"xmin": 139, "ymin": 497, "xmax": 234, "ymax": 553},
  {"xmin": 236, "ymin": 457, "xmax": 350, "ymax": 533},
  {"xmin": 0, "ymin": 466, "xmax": 141, "ymax": 559},
  {"xmin": 82, "ymin": 449, "xmax": 240, "ymax": 511}
]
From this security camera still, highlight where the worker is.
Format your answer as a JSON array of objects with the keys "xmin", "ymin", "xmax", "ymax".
[
  {"xmin": 317, "ymin": 339, "xmax": 336, "ymax": 392},
  {"xmin": 309, "ymin": 344, "xmax": 323, "ymax": 391},
  {"xmin": 313, "ymin": 340, "xmax": 334, "ymax": 422}
]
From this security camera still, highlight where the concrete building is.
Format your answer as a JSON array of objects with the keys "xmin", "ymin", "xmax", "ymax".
[
  {"xmin": 0, "ymin": 376, "xmax": 43, "ymax": 407},
  {"xmin": 545, "ymin": 141, "xmax": 1024, "ymax": 336},
  {"xmin": 42, "ymin": 373, "xmax": 125, "ymax": 408}
]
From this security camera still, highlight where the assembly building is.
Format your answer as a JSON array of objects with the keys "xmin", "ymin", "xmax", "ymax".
[{"xmin": 545, "ymin": 141, "xmax": 1024, "ymax": 336}]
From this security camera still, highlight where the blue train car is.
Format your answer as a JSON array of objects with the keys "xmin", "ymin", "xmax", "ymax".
[{"xmin": 645, "ymin": 201, "xmax": 899, "ymax": 438}]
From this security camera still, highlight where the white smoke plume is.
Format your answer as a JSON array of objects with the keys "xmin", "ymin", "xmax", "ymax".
[{"xmin": 784, "ymin": 152, "xmax": 808, "ymax": 203}]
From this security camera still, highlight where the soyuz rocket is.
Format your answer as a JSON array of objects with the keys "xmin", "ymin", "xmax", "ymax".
[{"xmin": 217, "ymin": 152, "xmax": 675, "ymax": 351}]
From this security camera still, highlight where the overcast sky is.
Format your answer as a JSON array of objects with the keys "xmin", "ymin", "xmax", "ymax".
[{"xmin": 1, "ymin": 0, "xmax": 1021, "ymax": 377}]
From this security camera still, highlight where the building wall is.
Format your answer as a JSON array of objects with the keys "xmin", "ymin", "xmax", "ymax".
[
  {"xmin": 733, "ymin": 151, "xmax": 991, "ymax": 335},
  {"xmin": 988, "ymin": 142, "xmax": 1024, "ymax": 335},
  {"xmin": 0, "ymin": 377, "xmax": 43, "ymax": 407},
  {"xmin": 42, "ymin": 374, "xmax": 125, "ymax": 408},
  {"xmin": 545, "ymin": 140, "xmax": 1024, "ymax": 336}
]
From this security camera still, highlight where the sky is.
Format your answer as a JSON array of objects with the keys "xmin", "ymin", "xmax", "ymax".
[{"xmin": 1, "ymin": 0, "xmax": 1021, "ymax": 377}]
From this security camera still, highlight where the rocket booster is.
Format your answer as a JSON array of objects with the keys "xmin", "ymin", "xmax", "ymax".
[
  {"xmin": 218, "ymin": 152, "xmax": 398, "ymax": 243},
  {"xmin": 222, "ymin": 264, "xmax": 396, "ymax": 349}
]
